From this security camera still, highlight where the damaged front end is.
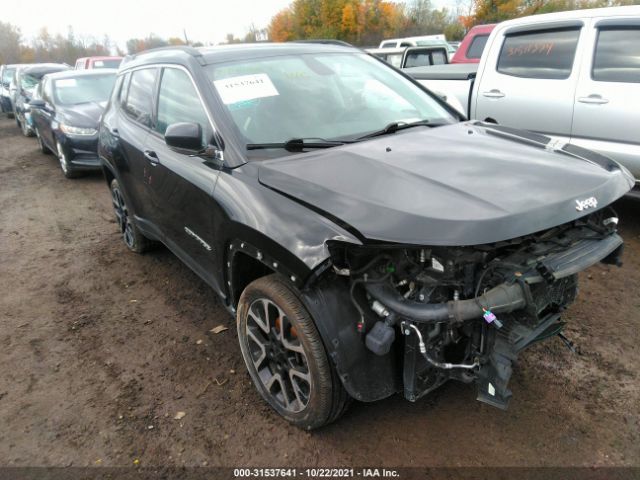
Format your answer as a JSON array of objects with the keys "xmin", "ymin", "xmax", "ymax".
[{"xmin": 328, "ymin": 209, "xmax": 623, "ymax": 409}]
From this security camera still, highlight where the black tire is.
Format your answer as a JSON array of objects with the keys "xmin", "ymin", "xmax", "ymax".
[
  {"xmin": 56, "ymin": 141, "xmax": 82, "ymax": 179},
  {"xmin": 109, "ymin": 179, "xmax": 152, "ymax": 253},
  {"xmin": 237, "ymin": 274, "xmax": 350, "ymax": 429},
  {"xmin": 21, "ymin": 117, "xmax": 34, "ymax": 137},
  {"xmin": 36, "ymin": 130, "xmax": 52, "ymax": 155}
]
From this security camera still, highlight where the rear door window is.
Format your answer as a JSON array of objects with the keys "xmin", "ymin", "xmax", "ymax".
[
  {"xmin": 467, "ymin": 34, "xmax": 489, "ymax": 59},
  {"xmin": 592, "ymin": 27, "xmax": 640, "ymax": 83},
  {"xmin": 123, "ymin": 68, "xmax": 157, "ymax": 127},
  {"xmin": 497, "ymin": 28, "xmax": 580, "ymax": 79}
]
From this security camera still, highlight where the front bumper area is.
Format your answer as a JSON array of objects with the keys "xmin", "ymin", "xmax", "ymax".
[
  {"xmin": 58, "ymin": 134, "xmax": 101, "ymax": 171},
  {"xmin": 373, "ymin": 233, "xmax": 624, "ymax": 409}
]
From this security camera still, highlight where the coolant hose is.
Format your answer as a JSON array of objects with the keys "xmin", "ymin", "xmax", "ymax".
[{"xmin": 364, "ymin": 281, "xmax": 526, "ymax": 323}]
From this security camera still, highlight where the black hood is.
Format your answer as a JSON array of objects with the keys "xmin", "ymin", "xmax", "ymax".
[
  {"xmin": 258, "ymin": 122, "xmax": 634, "ymax": 246},
  {"xmin": 58, "ymin": 102, "xmax": 106, "ymax": 129}
]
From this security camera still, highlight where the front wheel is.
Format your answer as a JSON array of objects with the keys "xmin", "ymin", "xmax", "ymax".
[
  {"xmin": 56, "ymin": 141, "xmax": 81, "ymax": 179},
  {"xmin": 237, "ymin": 274, "xmax": 350, "ymax": 429},
  {"xmin": 21, "ymin": 117, "xmax": 34, "ymax": 137},
  {"xmin": 36, "ymin": 129, "xmax": 52, "ymax": 154},
  {"xmin": 109, "ymin": 179, "xmax": 152, "ymax": 253}
]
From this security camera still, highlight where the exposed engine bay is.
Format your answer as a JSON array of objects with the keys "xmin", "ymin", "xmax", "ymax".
[{"xmin": 329, "ymin": 209, "xmax": 623, "ymax": 409}]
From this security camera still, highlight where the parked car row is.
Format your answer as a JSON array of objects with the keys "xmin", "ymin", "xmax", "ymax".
[
  {"xmin": 406, "ymin": 5, "xmax": 640, "ymax": 195},
  {"xmin": 0, "ymin": 19, "xmax": 635, "ymax": 430},
  {"xmin": 0, "ymin": 57, "xmax": 122, "ymax": 177}
]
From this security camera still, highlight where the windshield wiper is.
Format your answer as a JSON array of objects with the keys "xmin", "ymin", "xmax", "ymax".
[
  {"xmin": 247, "ymin": 137, "xmax": 353, "ymax": 152},
  {"xmin": 355, "ymin": 119, "xmax": 434, "ymax": 141}
]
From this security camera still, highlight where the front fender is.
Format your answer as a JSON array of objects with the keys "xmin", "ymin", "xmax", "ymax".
[{"xmin": 214, "ymin": 162, "xmax": 362, "ymax": 289}]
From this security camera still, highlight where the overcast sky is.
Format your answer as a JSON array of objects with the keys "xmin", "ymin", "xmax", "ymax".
[{"xmin": 2, "ymin": 0, "xmax": 458, "ymax": 48}]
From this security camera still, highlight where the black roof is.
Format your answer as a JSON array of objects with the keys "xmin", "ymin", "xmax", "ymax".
[{"xmin": 121, "ymin": 42, "xmax": 362, "ymax": 70}]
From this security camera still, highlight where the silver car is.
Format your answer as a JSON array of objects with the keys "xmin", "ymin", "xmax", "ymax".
[{"xmin": 0, "ymin": 64, "xmax": 25, "ymax": 117}]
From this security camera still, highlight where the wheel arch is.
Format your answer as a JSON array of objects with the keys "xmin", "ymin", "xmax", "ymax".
[
  {"xmin": 226, "ymin": 233, "xmax": 401, "ymax": 403},
  {"xmin": 225, "ymin": 233, "xmax": 310, "ymax": 311}
]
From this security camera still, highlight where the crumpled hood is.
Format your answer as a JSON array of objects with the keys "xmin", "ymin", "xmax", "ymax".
[
  {"xmin": 258, "ymin": 122, "xmax": 634, "ymax": 245},
  {"xmin": 58, "ymin": 102, "xmax": 105, "ymax": 129}
]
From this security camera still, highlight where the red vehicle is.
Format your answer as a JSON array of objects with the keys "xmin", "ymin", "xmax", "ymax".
[
  {"xmin": 450, "ymin": 24, "xmax": 496, "ymax": 64},
  {"xmin": 74, "ymin": 56, "xmax": 123, "ymax": 70}
]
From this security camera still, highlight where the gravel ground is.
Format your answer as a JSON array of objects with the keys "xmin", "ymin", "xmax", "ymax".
[{"xmin": 0, "ymin": 115, "xmax": 639, "ymax": 468}]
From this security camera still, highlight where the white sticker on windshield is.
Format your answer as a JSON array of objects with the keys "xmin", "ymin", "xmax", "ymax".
[
  {"xmin": 94, "ymin": 61, "xmax": 104, "ymax": 67},
  {"xmin": 56, "ymin": 79, "xmax": 77, "ymax": 88},
  {"xmin": 213, "ymin": 74, "xmax": 278, "ymax": 105}
]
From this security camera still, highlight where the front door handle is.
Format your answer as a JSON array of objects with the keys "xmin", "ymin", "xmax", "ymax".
[
  {"xmin": 482, "ymin": 89, "xmax": 505, "ymax": 98},
  {"xmin": 144, "ymin": 150, "xmax": 159, "ymax": 166},
  {"xmin": 578, "ymin": 94, "xmax": 609, "ymax": 105}
]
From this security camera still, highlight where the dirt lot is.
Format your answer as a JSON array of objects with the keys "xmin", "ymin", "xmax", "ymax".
[{"xmin": 0, "ymin": 114, "xmax": 639, "ymax": 468}]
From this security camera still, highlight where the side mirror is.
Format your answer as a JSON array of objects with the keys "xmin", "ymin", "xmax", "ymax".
[
  {"xmin": 165, "ymin": 122, "xmax": 203, "ymax": 154},
  {"xmin": 29, "ymin": 99, "xmax": 46, "ymax": 109}
]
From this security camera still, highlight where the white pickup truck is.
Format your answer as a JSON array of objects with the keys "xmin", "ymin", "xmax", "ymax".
[{"xmin": 406, "ymin": 5, "xmax": 640, "ymax": 190}]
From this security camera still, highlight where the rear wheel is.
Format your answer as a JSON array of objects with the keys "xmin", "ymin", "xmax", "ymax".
[
  {"xmin": 237, "ymin": 274, "xmax": 350, "ymax": 429},
  {"xmin": 109, "ymin": 179, "xmax": 152, "ymax": 253}
]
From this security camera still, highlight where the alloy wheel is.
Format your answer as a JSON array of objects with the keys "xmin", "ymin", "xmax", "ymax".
[
  {"xmin": 56, "ymin": 142, "xmax": 69, "ymax": 174},
  {"xmin": 37, "ymin": 130, "xmax": 46, "ymax": 153},
  {"xmin": 245, "ymin": 298, "xmax": 311, "ymax": 413},
  {"xmin": 21, "ymin": 119, "xmax": 31, "ymax": 136},
  {"xmin": 111, "ymin": 185, "xmax": 135, "ymax": 249}
]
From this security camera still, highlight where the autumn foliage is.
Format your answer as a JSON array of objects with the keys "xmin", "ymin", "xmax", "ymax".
[
  {"xmin": 268, "ymin": 0, "xmax": 638, "ymax": 46},
  {"xmin": 268, "ymin": 0, "xmax": 461, "ymax": 46}
]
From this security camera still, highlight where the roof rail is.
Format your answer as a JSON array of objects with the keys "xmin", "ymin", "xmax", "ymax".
[
  {"xmin": 124, "ymin": 45, "xmax": 206, "ymax": 66},
  {"xmin": 291, "ymin": 39, "xmax": 354, "ymax": 47}
]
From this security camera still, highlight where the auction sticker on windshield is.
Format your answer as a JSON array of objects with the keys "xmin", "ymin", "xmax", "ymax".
[{"xmin": 214, "ymin": 74, "xmax": 279, "ymax": 105}]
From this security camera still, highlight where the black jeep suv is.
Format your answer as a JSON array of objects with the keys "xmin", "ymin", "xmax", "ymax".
[{"xmin": 98, "ymin": 43, "xmax": 633, "ymax": 429}]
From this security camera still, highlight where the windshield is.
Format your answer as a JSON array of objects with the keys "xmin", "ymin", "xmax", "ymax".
[
  {"xmin": 21, "ymin": 74, "xmax": 40, "ymax": 92},
  {"xmin": 2, "ymin": 68, "xmax": 15, "ymax": 88},
  {"xmin": 207, "ymin": 52, "xmax": 456, "ymax": 150},
  {"xmin": 53, "ymin": 74, "xmax": 116, "ymax": 105}
]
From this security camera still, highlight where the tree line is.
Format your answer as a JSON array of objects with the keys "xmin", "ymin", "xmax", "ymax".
[
  {"xmin": 268, "ymin": 0, "xmax": 466, "ymax": 45},
  {"xmin": 268, "ymin": 0, "xmax": 638, "ymax": 45},
  {"xmin": 0, "ymin": 20, "xmax": 265, "ymax": 65},
  {"xmin": 1, "ymin": 0, "xmax": 637, "ymax": 66},
  {"xmin": 464, "ymin": 0, "xmax": 638, "ymax": 29},
  {"xmin": 0, "ymin": 23, "xmax": 119, "ymax": 65}
]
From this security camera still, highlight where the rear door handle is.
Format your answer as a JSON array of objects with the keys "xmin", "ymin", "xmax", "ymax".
[
  {"xmin": 109, "ymin": 127, "xmax": 120, "ymax": 138},
  {"xmin": 482, "ymin": 89, "xmax": 505, "ymax": 98},
  {"xmin": 144, "ymin": 150, "xmax": 159, "ymax": 166},
  {"xmin": 578, "ymin": 94, "xmax": 609, "ymax": 105}
]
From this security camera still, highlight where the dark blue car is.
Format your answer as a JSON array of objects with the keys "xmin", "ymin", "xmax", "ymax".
[{"xmin": 30, "ymin": 69, "xmax": 116, "ymax": 178}]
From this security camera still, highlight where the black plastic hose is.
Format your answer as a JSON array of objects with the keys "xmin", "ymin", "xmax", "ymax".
[{"xmin": 364, "ymin": 281, "xmax": 526, "ymax": 323}]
